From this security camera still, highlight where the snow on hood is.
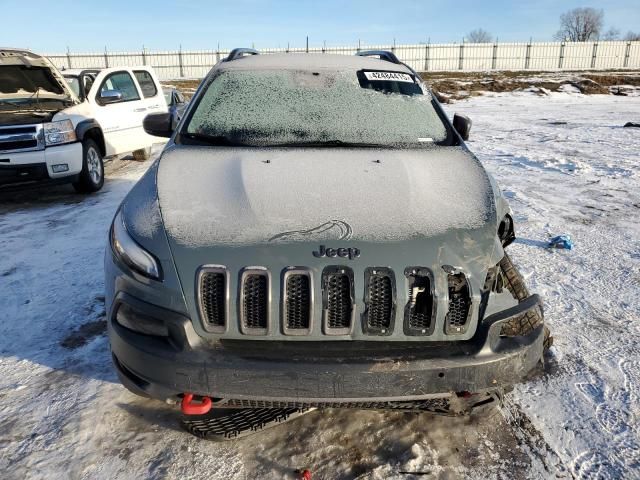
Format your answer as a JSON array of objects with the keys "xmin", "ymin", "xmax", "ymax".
[{"xmin": 157, "ymin": 146, "xmax": 495, "ymax": 247}]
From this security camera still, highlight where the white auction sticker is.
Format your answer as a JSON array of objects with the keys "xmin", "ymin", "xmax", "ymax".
[{"xmin": 364, "ymin": 71, "xmax": 414, "ymax": 83}]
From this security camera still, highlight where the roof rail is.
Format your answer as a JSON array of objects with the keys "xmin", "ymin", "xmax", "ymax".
[
  {"xmin": 355, "ymin": 49, "xmax": 420, "ymax": 77},
  {"xmin": 355, "ymin": 50, "xmax": 401, "ymax": 65},
  {"xmin": 224, "ymin": 48, "xmax": 259, "ymax": 62}
]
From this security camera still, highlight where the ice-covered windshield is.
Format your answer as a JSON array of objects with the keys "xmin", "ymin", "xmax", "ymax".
[
  {"xmin": 185, "ymin": 68, "xmax": 449, "ymax": 147},
  {"xmin": 0, "ymin": 65, "xmax": 69, "ymax": 101}
]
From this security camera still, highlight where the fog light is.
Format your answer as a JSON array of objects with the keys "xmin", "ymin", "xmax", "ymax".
[
  {"xmin": 52, "ymin": 164, "xmax": 69, "ymax": 173},
  {"xmin": 116, "ymin": 303, "xmax": 169, "ymax": 337}
]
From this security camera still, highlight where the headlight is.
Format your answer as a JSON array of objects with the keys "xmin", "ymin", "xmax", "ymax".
[
  {"xmin": 43, "ymin": 119, "xmax": 77, "ymax": 146},
  {"xmin": 110, "ymin": 210, "xmax": 162, "ymax": 280}
]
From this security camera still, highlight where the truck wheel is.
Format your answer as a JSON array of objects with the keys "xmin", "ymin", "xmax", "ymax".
[
  {"xmin": 132, "ymin": 147, "xmax": 151, "ymax": 161},
  {"xmin": 73, "ymin": 139, "xmax": 104, "ymax": 193},
  {"xmin": 498, "ymin": 253, "xmax": 552, "ymax": 350}
]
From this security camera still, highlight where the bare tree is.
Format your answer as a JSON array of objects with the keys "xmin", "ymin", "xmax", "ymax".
[
  {"xmin": 554, "ymin": 8, "xmax": 604, "ymax": 41},
  {"xmin": 601, "ymin": 27, "xmax": 620, "ymax": 40},
  {"xmin": 625, "ymin": 31, "xmax": 640, "ymax": 41},
  {"xmin": 466, "ymin": 29, "xmax": 493, "ymax": 43}
]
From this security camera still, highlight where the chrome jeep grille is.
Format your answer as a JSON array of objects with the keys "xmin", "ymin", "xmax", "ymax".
[
  {"xmin": 198, "ymin": 267, "xmax": 228, "ymax": 333},
  {"xmin": 0, "ymin": 125, "xmax": 43, "ymax": 153},
  {"xmin": 405, "ymin": 268, "xmax": 436, "ymax": 335},
  {"xmin": 363, "ymin": 268, "xmax": 395, "ymax": 335},
  {"xmin": 240, "ymin": 270, "xmax": 269, "ymax": 334},
  {"xmin": 195, "ymin": 264, "xmax": 476, "ymax": 340},
  {"xmin": 323, "ymin": 267, "xmax": 354, "ymax": 334},
  {"xmin": 445, "ymin": 273, "xmax": 472, "ymax": 334},
  {"xmin": 283, "ymin": 271, "xmax": 312, "ymax": 334}
]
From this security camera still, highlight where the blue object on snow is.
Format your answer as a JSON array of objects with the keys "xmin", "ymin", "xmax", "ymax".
[{"xmin": 548, "ymin": 234, "xmax": 573, "ymax": 250}]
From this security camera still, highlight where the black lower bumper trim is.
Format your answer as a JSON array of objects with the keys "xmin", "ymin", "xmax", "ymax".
[
  {"xmin": 181, "ymin": 407, "xmax": 313, "ymax": 440},
  {"xmin": 109, "ymin": 292, "xmax": 545, "ymax": 402},
  {"xmin": 0, "ymin": 163, "xmax": 49, "ymax": 185}
]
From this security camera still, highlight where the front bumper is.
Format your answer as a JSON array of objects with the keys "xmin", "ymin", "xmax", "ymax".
[
  {"xmin": 0, "ymin": 142, "xmax": 82, "ymax": 187},
  {"xmin": 109, "ymin": 292, "xmax": 545, "ymax": 403}
]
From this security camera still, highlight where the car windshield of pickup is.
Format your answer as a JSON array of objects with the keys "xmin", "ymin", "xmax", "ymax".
[
  {"xmin": 0, "ymin": 65, "xmax": 72, "ymax": 107},
  {"xmin": 183, "ymin": 69, "xmax": 451, "ymax": 147},
  {"xmin": 64, "ymin": 75, "xmax": 81, "ymax": 98}
]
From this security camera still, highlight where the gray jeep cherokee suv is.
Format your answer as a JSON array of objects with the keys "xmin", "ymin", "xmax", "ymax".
[{"xmin": 105, "ymin": 49, "xmax": 549, "ymax": 437}]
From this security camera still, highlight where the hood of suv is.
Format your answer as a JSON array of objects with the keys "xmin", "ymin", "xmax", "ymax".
[
  {"xmin": 154, "ymin": 145, "xmax": 501, "ymax": 342},
  {"xmin": 157, "ymin": 145, "xmax": 495, "ymax": 248}
]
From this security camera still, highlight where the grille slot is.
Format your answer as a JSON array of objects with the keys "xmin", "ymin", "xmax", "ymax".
[
  {"xmin": 322, "ymin": 267, "xmax": 354, "ymax": 335},
  {"xmin": 445, "ymin": 272, "xmax": 472, "ymax": 334},
  {"xmin": 404, "ymin": 267, "xmax": 436, "ymax": 335},
  {"xmin": 240, "ymin": 269, "xmax": 269, "ymax": 334},
  {"xmin": 282, "ymin": 270, "xmax": 313, "ymax": 335},
  {"xmin": 0, "ymin": 125, "xmax": 40, "ymax": 153},
  {"xmin": 197, "ymin": 267, "xmax": 228, "ymax": 333},
  {"xmin": 363, "ymin": 268, "xmax": 395, "ymax": 335}
]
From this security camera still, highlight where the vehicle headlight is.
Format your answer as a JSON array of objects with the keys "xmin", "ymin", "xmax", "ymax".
[
  {"xmin": 110, "ymin": 210, "xmax": 162, "ymax": 280},
  {"xmin": 43, "ymin": 119, "xmax": 77, "ymax": 146}
]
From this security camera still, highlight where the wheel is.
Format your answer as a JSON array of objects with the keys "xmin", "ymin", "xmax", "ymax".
[
  {"xmin": 132, "ymin": 147, "xmax": 151, "ymax": 161},
  {"xmin": 498, "ymin": 253, "xmax": 552, "ymax": 350},
  {"xmin": 73, "ymin": 138, "xmax": 104, "ymax": 193}
]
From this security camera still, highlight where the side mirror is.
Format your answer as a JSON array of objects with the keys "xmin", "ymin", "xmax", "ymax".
[
  {"xmin": 143, "ymin": 112, "xmax": 173, "ymax": 138},
  {"xmin": 453, "ymin": 114, "xmax": 472, "ymax": 141},
  {"xmin": 99, "ymin": 90, "xmax": 123, "ymax": 104}
]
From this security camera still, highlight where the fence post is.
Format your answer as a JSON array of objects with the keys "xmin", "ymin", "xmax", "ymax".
[
  {"xmin": 306, "ymin": 36, "xmax": 309, "ymax": 53},
  {"xmin": 142, "ymin": 46, "xmax": 147, "ymax": 66},
  {"xmin": 558, "ymin": 42, "xmax": 565, "ymax": 69},
  {"xmin": 66, "ymin": 47, "xmax": 72, "ymax": 69},
  {"xmin": 424, "ymin": 43, "xmax": 430, "ymax": 71},
  {"xmin": 458, "ymin": 43, "xmax": 464, "ymax": 70},
  {"xmin": 525, "ymin": 42, "xmax": 531, "ymax": 69},
  {"xmin": 178, "ymin": 45, "xmax": 184, "ymax": 78},
  {"xmin": 623, "ymin": 41, "xmax": 631, "ymax": 68},
  {"xmin": 103, "ymin": 46, "xmax": 109, "ymax": 68},
  {"xmin": 491, "ymin": 42, "xmax": 498, "ymax": 70},
  {"xmin": 591, "ymin": 42, "xmax": 598, "ymax": 69}
]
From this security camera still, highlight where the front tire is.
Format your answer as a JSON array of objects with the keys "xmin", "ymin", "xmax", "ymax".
[
  {"xmin": 73, "ymin": 139, "xmax": 104, "ymax": 193},
  {"xmin": 499, "ymin": 253, "xmax": 552, "ymax": 350}
]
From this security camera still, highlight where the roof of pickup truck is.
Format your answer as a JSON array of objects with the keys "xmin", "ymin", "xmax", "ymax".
[
  {"xmin": 218, "ymin": 52, "xmax": 415, "ymax": 74},
  {"xmin": 60, "ymin": 68, "xmax": 102, "ymax": 76}
]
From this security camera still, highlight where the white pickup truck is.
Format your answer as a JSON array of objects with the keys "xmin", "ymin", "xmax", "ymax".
[{"xmin": 0, "ymin": 48, "xmax": 167, "ymax": 192}]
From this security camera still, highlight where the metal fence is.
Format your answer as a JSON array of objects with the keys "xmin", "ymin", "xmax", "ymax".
[{"xmin": 46, "ymin": 41, "xmax": 640, "ymax": 80}]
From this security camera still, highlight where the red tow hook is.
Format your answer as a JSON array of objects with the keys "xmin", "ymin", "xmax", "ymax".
[
  {"xmin": 181, "ymin": 393, "xmax": 212, "ymax": 415},
  {"xmin": 296, "ymin": 469, "xmax": 312, "ymax": 480}
]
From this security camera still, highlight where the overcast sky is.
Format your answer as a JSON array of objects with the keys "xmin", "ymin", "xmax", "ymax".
[{"xmin": 3, "ymin": 0, "xmax": 639, "ymax": 52}]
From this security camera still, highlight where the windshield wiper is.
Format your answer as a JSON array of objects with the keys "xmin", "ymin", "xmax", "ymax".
[
  {"xmin": 272, "ymin": 140, "xmax": 386, "ymax": 148},
  {"xmin": 181, "ymin": 132, "xmax": 250, "ymax": 147}
]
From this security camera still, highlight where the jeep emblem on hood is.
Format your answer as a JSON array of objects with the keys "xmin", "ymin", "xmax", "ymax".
[{"xmin": 312, "ymin": 245, "xmax": 360, "ymax": 260}]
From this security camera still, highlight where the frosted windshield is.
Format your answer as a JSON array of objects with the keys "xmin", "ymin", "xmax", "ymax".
[{"xmin": 186, "ymin": 69, "xmax": 448, "ymax": 146}]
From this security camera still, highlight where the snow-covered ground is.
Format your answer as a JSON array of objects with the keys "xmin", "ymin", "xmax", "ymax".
[{"xmin": 0, "ymin": 93, "xmax": 639, "ymax": 479}]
